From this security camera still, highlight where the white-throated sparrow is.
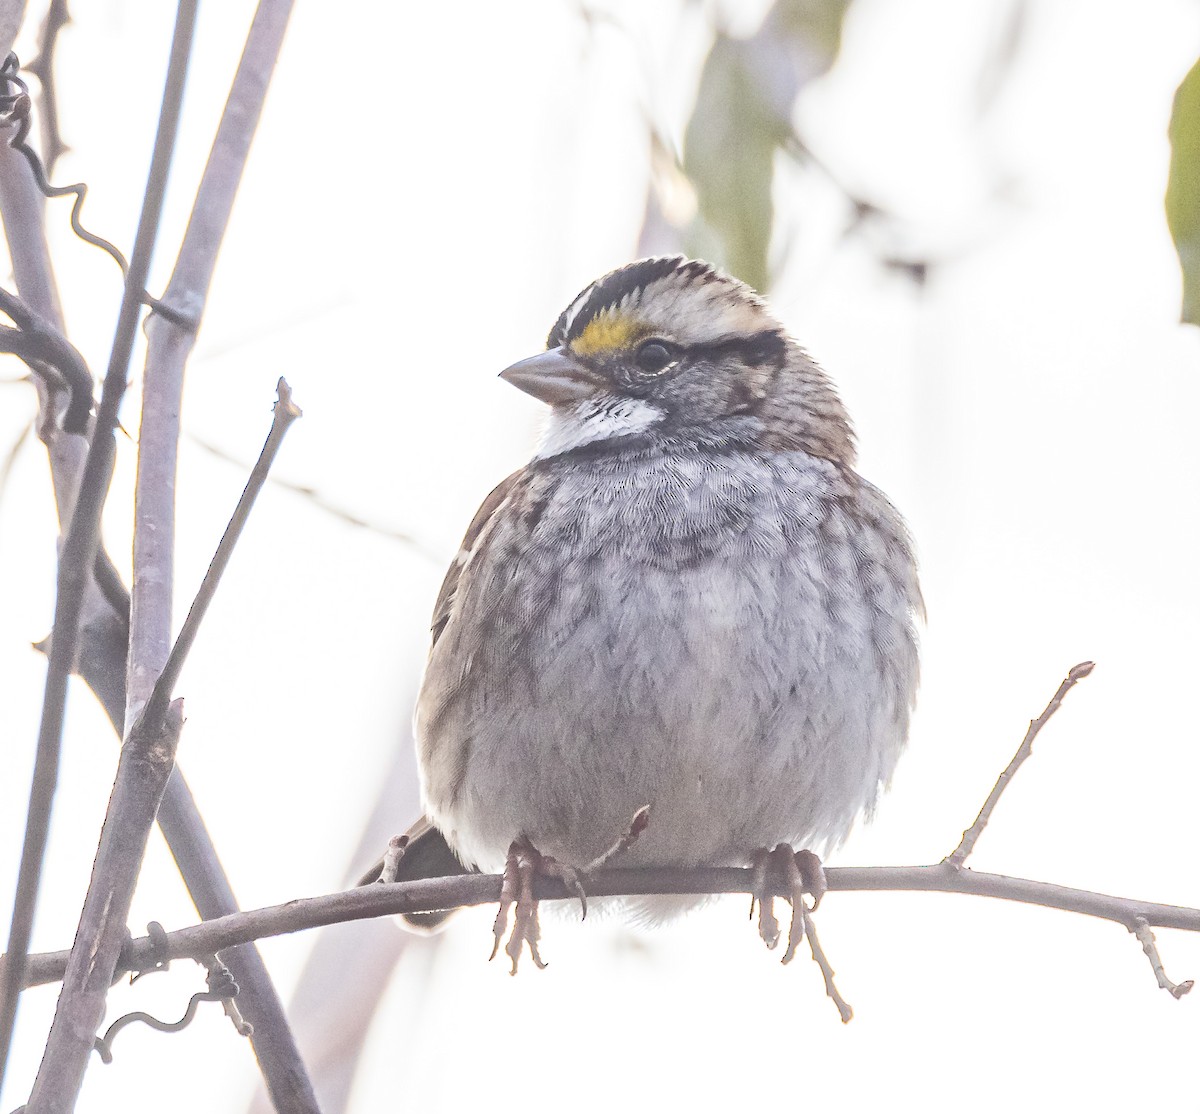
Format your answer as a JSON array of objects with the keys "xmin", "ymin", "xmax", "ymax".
[{"xmin": 397, "ymin": 257, "xmax": 920, "ymax": 965}]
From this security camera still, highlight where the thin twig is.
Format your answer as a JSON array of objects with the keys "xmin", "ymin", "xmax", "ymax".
[
  {"xmin": 0, "ymin": 0, "xmax": 198, "ymax": 1093},
  {"xmin": 945, "ymin": 661, "xmax": 1095, "ymax": 868},
  {"xmin": 12, "ymin": 863, "xmax": 1199, "ymax": 992},
  {"xmin": 139, "ymin": 378, "xmax": 301, "ymax": 733},
  {"xmin": 189, "ymin": 432, "xmax": 443, "ymax": 561},
  {"xmin": 1130, "ymin": 917, "xmax": 1194, "ymax": 999},
  {"xmin": 582, "ymin": 805, "xmax": 650, "ymax": 871},
  {"xmin": 800, "ymin": 905, "xmax": 852, "ymax": 1023},
  {"xmin": 378, "ymin": 836, "xmax": 411, "ymax": 885}
]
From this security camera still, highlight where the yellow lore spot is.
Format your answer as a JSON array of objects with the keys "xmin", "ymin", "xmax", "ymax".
[{"xmin": 570, "ymin": 311, "xmax": 653, "ymax": 358}]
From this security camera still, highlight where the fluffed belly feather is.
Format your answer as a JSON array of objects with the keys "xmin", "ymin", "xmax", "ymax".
[{"xmin": 416, "ymin": 530, "xmax": 916, "ymax": 875}]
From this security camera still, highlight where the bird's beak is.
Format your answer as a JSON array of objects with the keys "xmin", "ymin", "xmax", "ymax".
[{"xmin": 499, "ymin": 346, "xmax": 603, "ymax": 406}]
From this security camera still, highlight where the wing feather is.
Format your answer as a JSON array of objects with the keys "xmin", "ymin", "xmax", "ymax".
[{"xmin": 429, "ymin": 470, "xmax": 523, "ymax": 648}]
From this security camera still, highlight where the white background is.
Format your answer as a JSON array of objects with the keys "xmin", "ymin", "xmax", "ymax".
[{"xmin": 2, "ymin": 1, "xmax": 1200, "ymax": 1110}]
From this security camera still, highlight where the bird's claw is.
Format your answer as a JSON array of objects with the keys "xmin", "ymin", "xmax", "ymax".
[
  {"xmin": 490, "ymin": 838, "xmax": 586, "ymax": 974},
  {"xmin": 749, "ymin": 844, "xmax": 828, "ymax": 964},
  {"xmin": 489, "ymin": 811, "xmax": 649, "ymax": 972}
]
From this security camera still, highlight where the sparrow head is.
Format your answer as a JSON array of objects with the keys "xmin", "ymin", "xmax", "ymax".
[{"xmin": 501, "ymin": 256, "xmax": 855, "ymax": 465}]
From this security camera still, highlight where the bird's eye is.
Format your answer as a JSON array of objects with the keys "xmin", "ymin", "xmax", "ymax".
[{"xmin": 634, "ymin": 339, "xmax": 676, "ymax": 375}]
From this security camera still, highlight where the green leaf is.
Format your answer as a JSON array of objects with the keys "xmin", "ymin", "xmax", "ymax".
[
  {"xmin": 683, "ymin": 34, "xmax": 781, "ymax": 293},
  {"xmin": 681, "ymin": 0, "xmax": 850, "ymax": 293},
  {"xmin": 1166, "ymin": 56, "xmax": 1200, "ymax": 325}
]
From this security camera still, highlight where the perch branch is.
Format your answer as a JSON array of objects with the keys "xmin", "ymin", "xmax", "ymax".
[{"xmin": 10, "ymin": 863, "xmax": 1199, "ymax": 990}]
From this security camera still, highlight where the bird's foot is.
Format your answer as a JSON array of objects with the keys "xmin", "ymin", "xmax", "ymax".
[
  {"xmin": 749, "ymin": 844, "xmax": 827, "ymax": 964},
  {"xmin": 490, "ymin": 838, "xmax": 586, "ymax": 975},
  {"xmin": 489, "ymin": 809, "xmax": 650, "ymax": 974}
]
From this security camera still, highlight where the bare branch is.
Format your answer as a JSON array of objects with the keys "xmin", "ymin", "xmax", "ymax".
[
  {"xmin": 582, "ymin": 805, "xmax": 650, "ymax": 871},
  {"xmin": 945, "ymin": 661, "xmax": 1095, "ymax": 868},
  {"xmin": 27, "ymin": 0, "xmax": 70, "ymax": 175},
  {"xmin": 378, "ymin": 836, "xmax": 411, "ymax": 885},
  {"xmin": 0, "ymin": 2, "xmax": 23, "ymax": 62},
  {"xmin": 0, "ymin": 0, "xmax": 198, "ymax": 1091},
  {"xmin": 0, "ymin": 0, "xmax": 308, "ymax": 1102},
  {"xmin": 12, "ymin": 863, "xmax": 1199, "ymax": 995},
  {"xmin": 0, "ymin": 137, "xmax": 63, "ymax": 326},
  {"xmin": 1130, "ymin": 917, "xmax": 1194, "ymax": 999},
  {"xmin": 0, "ymin": 52, "xmax": 133, "ymax": 283},
  {"xmin": 138, "ymin": 378, "xmax": 301, "ymax": 732},
  {"xmin": 24, "ymin": 375, "xmax": 301, "ymax": 1107},
  {"xmin": 120, "ymin": 0, "xmax": 314, "ymax": 1105},
  {"xmin": 801, "ymin": 905, "xmax": 852, "ymax": 1023},
  {"xmin": 128, "ymin": 0, "xmax": 297, "ymax": 716},
  {"xmin": 25, "ymin": 702, "xmax": 185, "ymax": 1110}
]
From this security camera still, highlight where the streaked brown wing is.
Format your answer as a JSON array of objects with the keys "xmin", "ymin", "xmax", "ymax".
[
  {"xmin": 373, "ymin": 475, "xmax": 524, "ymax": 928},
  {"xmin": 429, "ymin": 470, "xmax": 523, "ymax": 648}
]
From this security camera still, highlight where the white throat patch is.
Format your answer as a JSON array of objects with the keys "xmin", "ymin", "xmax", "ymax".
[{"xmin": 534, "ymin": 396, "xmax": 662, "ymax": 460}]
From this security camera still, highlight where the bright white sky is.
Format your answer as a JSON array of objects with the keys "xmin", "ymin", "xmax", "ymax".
[{"xmin": 3, "ymin": 1, "xmax": 1200, "ymax": 1111}]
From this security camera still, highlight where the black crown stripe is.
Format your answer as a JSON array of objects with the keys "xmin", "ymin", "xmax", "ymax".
[{"xmin": 546, "ymin": 256, "xmax": 723, "ymax": 349}]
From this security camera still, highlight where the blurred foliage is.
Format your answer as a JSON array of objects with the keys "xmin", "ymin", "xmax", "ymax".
[
  {"xmin": 681, "ymin": 0, "xmax": 850, "ymax": 292},
  {"xmin": 1167, "ymin": 55, "xmax": 1200, "ymax": 326}
]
